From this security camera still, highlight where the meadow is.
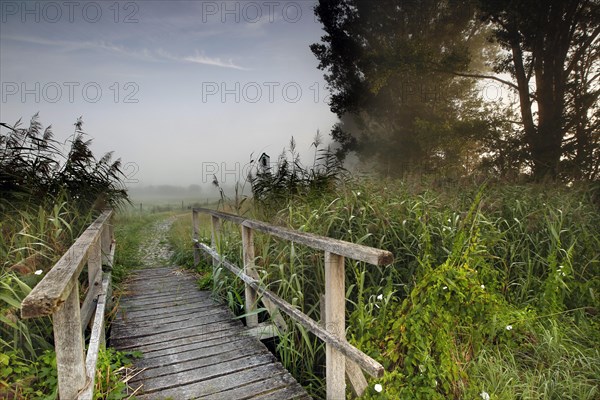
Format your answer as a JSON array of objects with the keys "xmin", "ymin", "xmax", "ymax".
[
  {"xmin": 169, "ymin": 177, "xmax": 600, "ymax": 399},
  {"xmin": 2, "ymin": 119, "xmax": 599, "ymax": 399}
]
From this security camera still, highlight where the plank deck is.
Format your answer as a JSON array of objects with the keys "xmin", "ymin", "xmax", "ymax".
[{"xmin": 111, "ymin": 266, "xmax": 311, "ymax": 400}]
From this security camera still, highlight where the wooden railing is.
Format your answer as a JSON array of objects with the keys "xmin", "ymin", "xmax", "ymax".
[
  {"xmin": 21, "ymin": 210, "xmax": 115, "ymax": 400},
  {"xmin": 192, "ymin": 208, "xmax": 394, "ymax": 399}
]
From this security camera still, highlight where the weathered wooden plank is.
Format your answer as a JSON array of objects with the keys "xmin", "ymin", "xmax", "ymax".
[
  {"xmin": 195, "ymin": 207, "xmax": 247, "ymax": 225},
  {"xmin": 325, "ymin": 251, "xmax": 346, "ymax": 400},
  {"xmin": 80, "ymin": 266, "xmax": 103, "ymax": 332},
  {"xmin": 125, "ymin": 267, "xmax": 178, "ymax": 278},
  {"xmin": 211, "ymin": 215, "xmax": 221, "ymax": 287},
  {"xmin": 125, "ymin": 265, "xmax": 173, "ymax": 276},
  {"xmin": 114, "ymin": 299, "xmax": 218, "ymax": 322},
  {"xmin": 242, "ymin": 225, "xmax": 259, "ymax": 327},
  {"xmin": 133, "ymin": 353, "xmax": 276, "ymax": 393},
  {"xmin": 192, "ymin": 371, "xmax": 296, "ymax": 400},
  {"xmin": 199, "ymin": 242, "xmax": 385, "ymax": 378},
  {"xmin": 192, "ymin": 208, "xmax": 393, "ymax": 266},
  {"xmin": 346, "ymin": 358, "xmax": 368, "ymax": 397},
  {"xmin": 117, "ymin": 291, "xmax": 208, "ymax": 307},
  {"xmin": 244, "ymin": 219, "xmax": 393, "ymax": 266},
  {"xmin": 193, "ymin": 209, "xmax": 200, "ymax": 266},
  {"xmin": 125, "ymin": 328, "xmax": 242, "ymax": 355},
  {"xmin": 112, "ymin": 302, "xmax": 217, "ymax": 326},
  {"xmin": 111, "ymin": 312, "xmax": 230, "ymax": 340},
  {"xmin": 135, "ymin": 337, "xmax": 258, "ymax": 369},
  {"xmin": 246, "ymin": 322, "xmax": 279, "ymax": 340},
  {"xmin": 251, "ymin": 384, "xmax": 312, "ymax": 400},
  {"xmin": 110, "ymin": 317, "xmax": 238, "ymax": 348},
  {"xmin": 114, "ymin": 304, "xmax": 220, "ymax": 326},
  {"xmin": 112, "ymin": 254, "xmax": 310, "ymax": 400},
  {"xmin": 21, "ymin": 210, "xmax": 112, "ymax": 318},
  {"xmin": 122, "ymin": 282, "xmax": 201, "ymax": 297},
  {"xmin": 120, "ymin": 293, "xmax": 210, "ymax": 311},
  {"xmin": 79, "ymin": 273, "xmax": 111, "ymax": 400},
  {"xmin": 131, "ymin": 346, "xmax": 267, "ymax": 383},
  {"xmin": 104, "ymin": 242, "xmax": 115, "ymax": 312},
  {"xmin": 118, "ymin": 290, "xmax": 208, "ymax": 307},
  {"xmin": 137, "ymin": 365, "xmax": 295, "ymax": 400},
  {"xmin": 88, "ymin": 234, "xmax": 102, "ymax": 287},
  {"xmin": 111, "ymin": 309, "xmax": 233, "ymax": 340},
  {"xmin": 124, "ymin": 273, "xmax": 190, "ymax": 285},
  {"xmin": 117, "ymin": 286, "xmax": 204, "ymax": 301},
  {"xmin": 260, "ymin": 295, "xmax": 289, "ymax": 333},
  {"xmin": 53, "ymin": 281, "xmax": 86, "ymax": 399},
  {"xmin": 111, "ymin": 319, "xmax": 240, "ymax": 350},
  {"xmin": 111, "ymin": 305, "xmax": 223, "ymax": 329},
  {"xmin": 101, "ymin": 220, "xmax": 113, "ymax": 267}
]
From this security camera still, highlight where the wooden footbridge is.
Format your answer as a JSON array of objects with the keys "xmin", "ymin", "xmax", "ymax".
[{"xmin": 21, "ymin": 209, "xmax": 393, "ymax": 400}]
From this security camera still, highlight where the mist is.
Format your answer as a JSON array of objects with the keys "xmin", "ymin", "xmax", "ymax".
[{"xmin": 0, "ymin": 1, "xmax": 337, "ymax": 188}]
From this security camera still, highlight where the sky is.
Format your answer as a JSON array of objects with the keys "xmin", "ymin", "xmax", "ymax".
[{"xmin": 0, "ymin": 0, "xmax": 338, "ymax": 189}]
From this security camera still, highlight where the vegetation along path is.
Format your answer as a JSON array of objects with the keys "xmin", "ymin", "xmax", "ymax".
[{"xmin": 110, "ymin": 217, "xmax": 310, "ymax": 399}]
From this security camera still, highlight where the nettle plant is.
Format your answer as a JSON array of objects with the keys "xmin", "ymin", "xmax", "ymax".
[{"xmin": 363, "ymin": 198, "xmax": 534, "ymax": 399}]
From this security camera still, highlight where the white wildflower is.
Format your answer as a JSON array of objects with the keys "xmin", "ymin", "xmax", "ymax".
[
  {"xmin": 34, "ymin": 270, "xmax": 43, "ymax": 275},
  {"xmin": 506, "ymin": 325, "xmax": 513, "ymax": 331},
  {"xmin": 377, "ymin": 294, "xmax": 383, "ymax": 301},
  {"xmin": 443, "ymin": 286, "xmax": 448, "ymax": 290},
  {"xmin": 481, "ymin": 284, "xmax": 485, "ymax": 289},
  {"xmin": 374, "ymin": 383, "xmax": 383, "ymax": 392},
  {"xmin": 357, "ymin": 191, "xmax": 361, "ymax": 196},
  {"xmin": 480, "ymin": 392, "xmax": 490, "ymax": 400}
]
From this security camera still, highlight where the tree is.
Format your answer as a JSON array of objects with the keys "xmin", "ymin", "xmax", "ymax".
[
  {"xmin": 477, "ymin": 0, "xmax": 599, "ymax": 180},
  {"xmin": 311, "ymin": 0, "xmax": 494, "ymax": 176},
  {"xmin": 312, "ymin": 0, "xmax": 599, "ymax": 181}
]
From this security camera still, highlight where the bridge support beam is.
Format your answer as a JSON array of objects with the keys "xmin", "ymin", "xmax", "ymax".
[
  {"xmin": 242, "ymin": 225, "xmax": 258, "ymax": 328},
  {"xmin": 53, "ymin": 281, "xmax": 86, "ymax": 399},
  {"xmin": 325, "ymin": 251, "xmax": 346, "ymax": 400}
]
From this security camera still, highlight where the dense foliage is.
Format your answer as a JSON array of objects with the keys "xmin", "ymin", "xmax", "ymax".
[
  {"xmin": 312, "ymin": 0, "xmax": 599, "ymax": 181},
  {"xmin": 0, "ymin": 115, "xmax": 132, "ymax": 398},
  {"xmin": 1, "ymin": 114, "xmax": 128, "ymax": 213},
  {"xmin": 188, "ymin": 176, "xmax": 600, "ymax": 399}
]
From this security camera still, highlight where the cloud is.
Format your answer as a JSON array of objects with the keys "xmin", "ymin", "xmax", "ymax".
[
  {"xmin": 4, "ymin": 34, "xmax": 248, "ymax": 70},
  {"xmin": 182, "ymin": 52, "xmax": 249, "ymax": 70}
]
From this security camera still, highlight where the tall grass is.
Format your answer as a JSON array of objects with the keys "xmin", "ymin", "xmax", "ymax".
[
  {"xmin": 1, "ymin": 115, "xmax": 132, "ymax": 398},
  {"xmin": 170, "ymin": 176, "xmax": 599, "ymax": 399}
]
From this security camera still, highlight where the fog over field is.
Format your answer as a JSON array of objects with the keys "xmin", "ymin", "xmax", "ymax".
[{"xmin": 1, "ymin": 1, "xmax": 336, "ymax": 188}]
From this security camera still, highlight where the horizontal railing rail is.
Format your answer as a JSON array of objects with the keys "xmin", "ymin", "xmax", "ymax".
[
  {"xmin": 192, "ymin": 207, "xmax": 394, "ymax": 399},
  {"xmin": 21, "ymin": 210, "xmax": 115, "ymax": 400}
]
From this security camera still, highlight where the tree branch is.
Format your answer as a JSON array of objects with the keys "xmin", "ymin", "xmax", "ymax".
[{"xmin": 445, "ymin": 70, "xmax": 521, "ymax": 92}]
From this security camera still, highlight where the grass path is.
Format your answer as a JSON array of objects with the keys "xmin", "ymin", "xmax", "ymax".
[{"xmin": 137, "ymin": 215, "xmax": 178, "ymax": 268}]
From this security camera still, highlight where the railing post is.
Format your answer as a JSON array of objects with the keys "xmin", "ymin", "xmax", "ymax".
[
  {"xmin": 87, "ymin": 236, "xmax": 103, "ymax": 335},
  {"xmin": 88, "ymin": 237, "xmax": 102, "ymax": 290},
  {"xmin": 242, "ymin": 225, "xmax": 258, "ymax": 328},
  {"xmin": 324, "ymin": 251, "xmax": 346, "ymax": 400},
  {"xmin": 53, "ymin": 281, "xmax": 86, "ymax": 399},
  {"xmin": 211, "ymin": 216, "xmax": 221, "ymax": 287},
  {"xmin": 193, "ymin": 209, "xmax": 200, "ymax": 267},
  {"xmin": 101, "ymin": 217, "xmax": 112, "ymax": 268}
]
